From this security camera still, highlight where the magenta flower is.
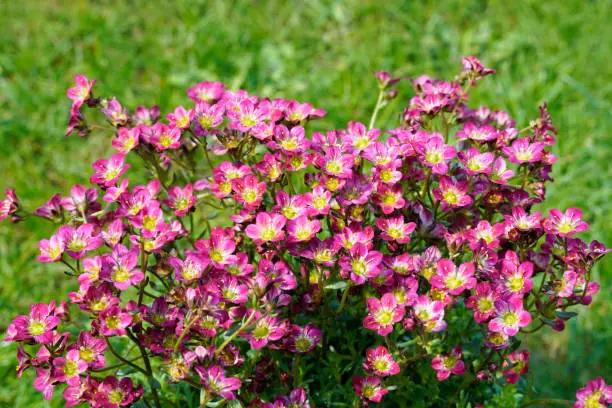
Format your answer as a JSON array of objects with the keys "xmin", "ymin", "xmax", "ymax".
[
  {"xmin": 488, "ymin": 297, "xmax": 531, "ymax": 337},
  {"xmin": 170, "ymin": 253, "xmax": 209, "ymax": 283},
  {"xmin": 34, "ymin": 368, "xmax": 55, "ymax": 401},
  {"xmin": 195, "ymin": 365, "xmax": 242, "ymax": 400},
  {"xmin": 339, "ymin": 243, "xmax": 383, "ymax": 285},
  {"xmin": 547, "ymin": 270, "xmax": 579, "ymax": 298},
  {"xmin": 194, "ymin": 101, "xmax": 225, "ymax": 135},
  {"xmin": 463, "ymin": 220, "xmax": 505, "ymax": 250},
  {"xmin": 363, "ymin": 346, "xmax": 400, "ymax": 377},
  {"xmin": 38, "ymin": 234, "xmax": 65, "ymax": 263},
  {"xmin": 57, "ymin": 224, "xmax": 103, "ymax": 259},
  {"xmin": 461, "ymin": 56, "xmax": 496, "ymax": 79},
  {"xmin": 196, "ymin": 227, "xmax": 237, "ymax": 267},
  {"xmin": 456, "ymin": 123, "xmax": 498, "ymax": 143},
  {"xmin": 101, "ymin": 98, "xmax": 129, "ymax": 127},
  {"xmin": 66, "ymin": 74, "xmax": 96, "ymax": 107},
  {"xmin": 274, "ymin": 191, "xmax": 311, "ymax": 220},
  {"xmin": 149, "ymin": 123, "xmax": 182, "ymax": 151},
  {"xmin": 216, "ymin": 275, "xmax": 250, "ymax": 304},
  {"xmin": 228, "ymin": 99, "xmax": 269, "ymax": 132},
  {"xmin": 373, "ymin": 184, "xmax": 406, "ymax": 214},
  {"xmin": 543, "ymin": 208, "xmax": 589, "ymax": 237},
  {"xmin": 133, "ymin": 105, "xmax": 160, "ymax": 125},
  {"xmin": 417, "ymin": 134, "xmax": 456, "ymax": 174},
  {"xmin": 363, "ymin": 293, "xmax": 405, "ymax": 336},
  {"xmin": 112, "ymin": 127, "xmax": 140, "ymax": 154},
  {"xmin": 232, "ymin": 175, "xmax": 266, "ymax": 209},
  {"xmin": 283, "ymin": 100, "xmax": 326, "ymax": 122},
  {"xmin": 99, "ymin": 306, "xmax": 132, "ymax": 336},
  {"xmin": 245, "ymin": 212, "xmax": 286, "ymax": 244},
  {"xmin": 34, "ymin": 193, "xmax": 63, "ymax": 221},
  {"xmin": 166, "ymin": 105, "xmax": 193, "ymax": 129},
  {"xmin": 574, "ymin": 377, "xmax": 612, "ymax": 408},
  {"xmin": 62, "ymin": 184, "xmax": 99, "ymax": 214},
  {"xmin": 459, "ymin": 148, "xmax": 494, "ymax": 175},
  {"xmin": 243, "ymin": 313, "xmax": 286, "ymax": 349},
  {"xmin": 102, "ymin": 245, "xmax": 145, "ymax": 290},
  {"xmin": 98, "ymin": 376, "xmax": 144, "ymax": 407},
  {"xmin": 431, "ymin": 346, "xmax": 466, "ymax": 381},
  {"xmin": 314, "ymin": 147, "xmax": 355, "ymax": 179},
  {"xmin": 433, "ymin": 176, "xmax": 473, "ymax": 211},
  {"xmin": 502, "ymin": 349, "xmax": 530, "ymax": 385},
  {"xmin": 0, "ymin": 188, "xmax": 19, "ymax": 221},
  {"xmin": 164, "ymin": 184, "xmax": 197, "ymax": 216},
  {"xmin": 53, "ymin": 349, "xmax": 88, "ymax": 385},
  {"xmin": 342, "ymin": 121, "xmax": 380, "ymax": 152},
  {"xmin": 466, "ymin": 282, "xmax": 501, "ymax": 323},
  {"xmin": 187, "ymin": 81, "xmax": 225, "ymax": 103},
  {"xmin": 505, "ymin": 207, "xmax": 541, "ymax": 231},
  {"xmin": 287, "ymin": 215, "xmax": 322, "ymax": 243},
  {"xmin": 502, "ymin": 138, "xmax": 545, "ymax": 164},
  {"xmin": 413, "ymin": 295, "xmax": 447, "ymax": 333},
  {"xmin": 269, "ymin": 125, "xmax": 311, "ymax": 153},
  {"xmin": 6, "ymin": 302, "xmax": 60, "ymax": 344},
  {"xmin": 352, "ymin": 376, "xmax": 388, "ymax": 403},
  {"xmin": 430, "ymin": 260, "xmax": 476, "ymax": 295},
  {"xmin": 375, "ymin": 216, "xmax": 416, "ymax": 243},
  {"xmin": 73, "ymin": 332, "xmax": 107, "ymax": 369},
  {"xmin": 499, "ymin": 251, "xmax": 533, "ymax": 297},
  {"xmin": 285, "ymin": 324, "xmax": 322, "ymax": 353},
  {"xmin": 91, "ymin": 153, "xmax": 130, "ymax": 187},
  {"xmin": 489, "ymin": 157, "xmax": 515, "ymax": 184}
]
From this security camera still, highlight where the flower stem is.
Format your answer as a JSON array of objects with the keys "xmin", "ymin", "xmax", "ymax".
[
  {"xmin": 368, "ymin": 90, "xmax": 385, "ymax": 130},
  {"xmin": 215, "ymin": 310, "xmax": 257, "ymax": 357}
]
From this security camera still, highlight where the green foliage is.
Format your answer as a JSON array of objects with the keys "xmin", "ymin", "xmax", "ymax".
[{"xmin": 0, "ymin": 0, "xmax": 610, "ymax": 406}]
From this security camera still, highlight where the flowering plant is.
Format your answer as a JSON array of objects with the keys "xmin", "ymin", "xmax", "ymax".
[{"xmin": 2, "ymin": 58, "xmax": 610, "ymax": 407}]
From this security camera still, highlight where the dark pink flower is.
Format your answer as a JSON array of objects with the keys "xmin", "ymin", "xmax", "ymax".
[
  {"xmin": 0, "ymin": 188, "xmax": 19, "ymax": 221},
  {"xmin": 375, "ymin": 216, "xmax": 416, "ymax": 244},
  {"xmin": 187, "ymin": 81, "xmax": 225, "ymax": 103},
  {"xmin": 195, "ymin": 365, "xmax": 242, "ymax": 400},
  {"xmin": 164, "ymin": 184, "xmax": 197, "ymax": 216},
  {"xmin": 502, "ymin": 349, "xmax": 530, "ymax": 385},
  {"xmin": 53, "ymin": 349, "xmax": 88, "ymax": 385},
  {"xmin": 99, "ymin": 306, "xmax": 132, "ymax": 336},
  {"xmin": 466, "ymin": 282, "xmax": 501, "ymax": 323},
  {"xmin": 363, "ymin": 293, "xmax": 405, "ymax": 336},
  {"xmin": 6, "ymin": 302, "xmax": 60, "ymax": 344},
  {"xmin": 488, "ymin": 297, "xmax": 531, "ymax": 336},
  {"xmin": 285, "ymin": 324, "xmax": 322, "ymax": 353},
  {"xmin": 543, "ymin": 208, "xmax": 589, "ymax": 237},
  {"xmin": 363, "ymin": 346, "xmax": 400, "ymax": 376},
  {"xmin": 112, "ymin": 127, "xmax": 140, "ymax": 154},
  {"xmin": 101, "ymin": 98, "xmax": 129, "ymax": 127},
  {"xmin": 502, "ymin": 138, "xmax": 545, "ymax": 164},
  {"xmin": 339, "ymin": 243, "xmax": 383, "ymax": 285},
  {"xmin": 66, "ymin": 74, "xmax": 96, "ymax": 106},
  {"xmin": 352, "ymin": 376, "xmax": 388, "ymax": 403},
  {"xmin": 245, "ymin": 212, "xmax": 286, "ymax": 244},
  {"xmin": 431, "ymin": 346, "xmax": 466, "ymax": 381},
  {"xmin": 286, "ymin": 215, "xmax": 321, "ymax": 243},
  {"xmin": 433, "ymin": 176, "xmax": 473, "ymax": 211},
  {"xmin": 574, "ymin": 377, "xmax": 612, "ymax": 408},
  {"xmin": 166, "ymin": 105, "xmax": 193, "ymax": 129},
  {"xmin": 91, "ymin": 153, "xmax": 130, "ymax": 187},
  {"xmin": 57, "ymin": 224, "xmax": 103, "ymax": 259},
  {"xmin": 430, "ymin": 260, "xmax": 476, "ymax": 295}
]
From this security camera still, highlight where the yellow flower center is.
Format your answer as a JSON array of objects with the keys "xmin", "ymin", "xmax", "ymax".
[{"xmin": 28, "ymin": 320, "xmax": 47, "ymax": 336}]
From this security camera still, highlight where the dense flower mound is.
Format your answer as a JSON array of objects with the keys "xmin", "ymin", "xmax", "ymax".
[{"xmin": 2, "ymin": 58, "xmax": 610, "ymax": 407}]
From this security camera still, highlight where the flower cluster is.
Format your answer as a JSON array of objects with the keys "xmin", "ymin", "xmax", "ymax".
[{"xmin": 3, "ymin": 57, "xmax": 608, "ymax": 407}]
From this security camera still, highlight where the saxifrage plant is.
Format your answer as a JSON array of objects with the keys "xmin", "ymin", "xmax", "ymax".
[{"xmin": 2, "ymin": 57, "xmax": 610, "ymax": 407}]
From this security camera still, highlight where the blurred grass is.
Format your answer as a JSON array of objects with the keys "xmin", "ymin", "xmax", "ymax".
[{"xmin": 0, "ymin": 0, "xmax": 610, "ymax": 406}]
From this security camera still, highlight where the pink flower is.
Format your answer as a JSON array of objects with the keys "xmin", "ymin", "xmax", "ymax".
[
  {"xmin": 489, "ymin": 157, "xmax": 515, "ymax": 184},
  {"xmin": 194, "ymin": 101, "xmax": 225, "ymax": 135},
  {"xmin": 35, "ymin": 193, "xmax": 63, "ymax": 221},
  {"xmin": 502, "ymin": 138, "xmax": 545, "ymax": 163},
  {"xmin": 431, "ymin": 346, "xmax": 466, "ymax": 381},
  {"xmin": 574, "ymin": 377, "xmax": 612, "ymax": 408},
  {"xmin": 373, "ymin": 184, "xmax": 406, "ymax": 214},
  {"xmin": 232, "ymin": 175, "xmax": 266, "ymax": 209},
  {"xmin": 101, "ymin": 98, "xmax": 129, "ymax": 127},
  {"xmin": 187, "ymin": 81, "xmax": 225, "ymax": 103},
  {"xmin": 342, "ymin": 121, "xmax": 380, "ymax": 152},
  {"xmin": 98, "ymin": 376, "xmax": 144, "ymax": 407},
  {"xmin": 459, "ymin": 148, "xmax": 494, "ymax": 175},
  {"xmin": 66, "ymin": 74, "xmax": 96, "ymax": 107},
  {"xmin": 505, "ymin": 207, "xmax": 541, "ymax": 231},
  {"xmin": 228, "ymin": 99, "xmax": 269, "ymax": 132},
  {"xmin": 102, "ymin": 245, "xmax": 145, "ymax": 290},
  {"xmin": 0, "ymin": 188, "xmax": 19, "ymax": 221},
  {"xmin": 91, "ymin": 153, "xmax": 130, "ymax": 187},
  {"xmin": 430, "ymin": 260, "xmax": 476, "ymax": 295},
  {"xmin": 352, "ymin": 376, "xmax": 388, "ymax": 403},
  {"xmin": 6, "ymin": 302, "xmax": 60, "ymax": 344},
  {"xmin": 287, "ymin": 215, "xmax": 322, "ymax": 243},
  {"xmin": 461, "ymin": 56, "xmax": 496, "ymax": 79},
  {"xmin": 170, "ymin": 253, "xmax": 209, "ymax": 283},
  {"xmin": 195, "ymin": 365, "xmax": 242, "ymax": 400},
  {"xmin": 112, "ymin": 127, "xmax": 140, "ymax": 154},
  {"xmin": 34, "ymin": 368, "xmax": 55, "ymax": 401},
  {"xmin": 245, "ymin": 212, "xmax": 286, "ymax": 244},
  {"xmin": 196, "ymin": 227, "xmax": 237, "ymax": 267},
  {"xmin": 547, "ymin": 270, "xmax": 579, "ymax": 298},
  {"xmin": 57, "ymin": 224, "xmax": 103, "ymax": 259},
  {"xmin": 339, "ymin": 243, "xmax": 383, "ymax": 285},
  {"xmin": 283, "ymin": 101, "xmax": 326, "ymax": 122},
  {"xmin": 488, "ymin": 297, "xmax": 531, "ymax": 336},
  {"xmin": 99, "ymin": 306, "xmax": 132, "ymax": 336},
  {"xmin": 38, "ymin": 234, "xmax": 65, "ymax": 263},
  {"xmin": 543, "ymin": 208, "xmax": 589, "ymax": 237},
  {"xmin": 149, "ymin": 123, "xmax": 182, "ymax": 151},
  {"xmin": 53, "ymin": 349, "xmax": 88, "ymax": 385},
  {"xmin": 269, "ymin": 125, "xmax": 311, "ymax": 153},
  {"xmin": 499, "ymin": 251, "xmax": 533, "ymax": 297},
  {"xmin": 433, "ymin": 176, "xmax": 473, "ymax": 211},
  {"xmin": 133, "ymin": 105, "xmax": 160, "ymax": 125},
  {"xmin": 413, "ymin": 295, "xmax": 447, "ymax": 333},
  {"xmin": 363, "ymin": 346, "xmax": 400, "ymax": 376},
  {"xmin": 456, "ymin": 123, "xmax": 498, "ymax": 143},
  {"xmin": 314, "ymin": 147, "xmax": 355, "ymax": 178},
  {"xmin": 285, "ymin": 324, "xmax": 322, "ymax": 353},
  {"xmin": 242, "ymin": 312, "xmax": 286, "ymax": 349},
  {"xmin": 375, "ymin": 216, "xmax": 416, "ymax": 243},
  {"xmin": 164, "ymin": 184, "xmax": 197, "ymax": 216},
  {"xmin": 417, "ymin": 134, "xmax": 456, "ymax": 174},
  {"xmin": 466, "ymin": 282, "xmax": 501, "ymax": 323},
  {"xmin": 166, "ymin": 105, "xmax": 193, "ymax": 129},
  {"xmin": 73, "ymin": 332, "xmax": 107, "ymax": 369},
  {"xmin": 363, "ymin": 293, "xmax": 405, "ymax": 336},
  {"xmin": 502, "ymin": 349, "xmax": 530, "ymax": 385}
]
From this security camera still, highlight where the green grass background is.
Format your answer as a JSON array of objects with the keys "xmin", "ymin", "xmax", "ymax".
[{"xmin": 0, "ymin": 0, "xmax": 610, "ymax": 406}]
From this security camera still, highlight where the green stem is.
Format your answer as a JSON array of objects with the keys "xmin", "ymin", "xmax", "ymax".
[
  {"xmin": 335, "ymin": 282, "xmax": 353, "ymax": 315},
  {"xmin": 215, "ymin": 310, "xmax": 257, "ymax": 357},
  {"xmin": 104, "ymin": 338, "xmax": 147, "ymax": 375},
  {"xmin": 368, "ymin": 90, "xmax": 385, "ymax": 130}
]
